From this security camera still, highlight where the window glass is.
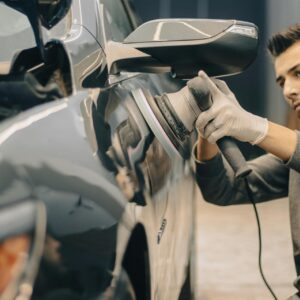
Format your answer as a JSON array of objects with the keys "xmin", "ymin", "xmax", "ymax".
[
  {"xmin": 100, "ymin": 0, "xmax": 133, "ymax": 42},
  {"xmin": 46, "ymin": 10, "xmax": 72, "ymax": 41},
  {"xmin": 0, "ymin": 4, "xmax": 32, "ymax": 38},
  {"xmin": 0, "ymin": 4, "xmax": 72, "ymax": 75},
  {"xmin": 0, "ymin": 3, "xmax": 35, "ymax": 74}
]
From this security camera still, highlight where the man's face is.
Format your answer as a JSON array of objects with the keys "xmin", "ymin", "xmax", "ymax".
[{"xmin": 275, "ymin": 41, "xmax": 300, "ymax": 117}]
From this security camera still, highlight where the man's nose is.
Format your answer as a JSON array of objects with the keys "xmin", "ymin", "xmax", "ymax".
[{"xmin": 283, "ymin": 79, "xmax": 299, "ymax": 102}]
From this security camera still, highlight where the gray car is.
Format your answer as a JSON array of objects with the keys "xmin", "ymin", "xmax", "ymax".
[{"xmin": 0, "ymin": 0, "xmax": 258, "ymax": 299}]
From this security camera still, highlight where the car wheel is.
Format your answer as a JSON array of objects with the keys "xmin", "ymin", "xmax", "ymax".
[
  {"xmin": 178, "ymin": 263, "xmax": 193, "ymax": 300},
  {"xmin": 100, "ymin": 268, "xmax": 136, "ymax": 300}
]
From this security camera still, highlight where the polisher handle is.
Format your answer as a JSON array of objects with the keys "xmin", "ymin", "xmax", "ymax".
[{"xmin": 187, "ymin": 77, "xmax": 252, "ymax": 179}]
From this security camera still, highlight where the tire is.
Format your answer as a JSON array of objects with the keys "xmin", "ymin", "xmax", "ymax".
[
  {"xmin": 122, "ymin": 225, "xmax": 151, "ymax": 300},
  {"xmin": 178, "ymin": 264, "xmax": 193, "ymax": 300}
]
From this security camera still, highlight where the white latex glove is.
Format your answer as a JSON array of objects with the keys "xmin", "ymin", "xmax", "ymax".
[{"xmin": 195, "ymin": 71, "xmax": 269, "ymax": 145}]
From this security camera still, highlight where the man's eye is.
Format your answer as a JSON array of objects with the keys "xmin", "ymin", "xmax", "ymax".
[
  {"xmin": 295, "ymin": 70, "xmax": 300, "ymax": 77},
  {"xmin": 278, "ymin": 81, "xmax": 284, "ymax": 88}
]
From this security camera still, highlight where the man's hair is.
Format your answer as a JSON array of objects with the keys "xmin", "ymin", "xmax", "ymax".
[{"xmin": 268, "ymin": 23, "xmax": 300, "ymax": 57}]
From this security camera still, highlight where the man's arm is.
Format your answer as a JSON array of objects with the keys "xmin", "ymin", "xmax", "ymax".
[
  {"xmin": 195, "ymin": 145, "xmax": 289, "ymax": 206},
  {"xmin": 258, "ymin": 121, "xmax": 297, "ymax": 161},
  {"xmin": 196, "ymin": 135, "xmax": 218, "ymax": 161}
]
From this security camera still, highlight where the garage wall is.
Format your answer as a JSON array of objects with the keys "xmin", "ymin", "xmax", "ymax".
[{"xmin": 132, "ymin": 0, "xmax": 209, "ymax": 20}]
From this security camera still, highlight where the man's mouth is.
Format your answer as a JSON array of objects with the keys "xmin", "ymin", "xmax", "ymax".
[{"xmin": 293, "ymin": 101, "xmax": 300, "ymax": 111}]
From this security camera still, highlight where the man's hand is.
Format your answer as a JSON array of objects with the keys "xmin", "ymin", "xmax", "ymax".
[{"xmin": 195, "ymin": 71, "xmax": 269, "ymax": 145}]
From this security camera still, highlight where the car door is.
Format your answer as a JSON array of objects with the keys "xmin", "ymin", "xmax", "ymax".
[{"xmin": 93, "ymin": 0, "xmax": 198, "ymax": 298}]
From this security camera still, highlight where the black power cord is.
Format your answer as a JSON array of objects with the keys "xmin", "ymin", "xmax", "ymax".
[{"xmin": 243, "ymin": 177, "xmax": 278, "ymax": 300}]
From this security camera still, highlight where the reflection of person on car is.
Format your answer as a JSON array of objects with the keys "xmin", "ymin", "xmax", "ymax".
[
  {"xmin": 0, "ymin": 235, "xmax": 30, "ymax": 294},
  {"xmin": 194, "ymin": 23, "xmax": 300, "ymax": 300},
  {"xmin": 0, "ymin": 234, "xmax": 83, "ymax": 300},
  {"xmin": 0, "ymin": 197, "xmax": 82, "ymax": 300}
]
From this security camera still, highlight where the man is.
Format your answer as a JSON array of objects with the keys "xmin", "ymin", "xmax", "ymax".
[{"xmin": 194, "ymin": 23, "xmax": 300, "ymax": 299}]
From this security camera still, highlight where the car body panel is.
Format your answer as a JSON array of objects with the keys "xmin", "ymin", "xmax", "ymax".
[
  {"xmin": 90, "ymin": 69, "xmax": 196, "ymax": 298},
  {"xmin": 0, "ymin": 91, "xmax": 130, "ymax": 297}
]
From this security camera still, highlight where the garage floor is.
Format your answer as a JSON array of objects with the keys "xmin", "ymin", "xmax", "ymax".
[{"xmin": 194, "ymin": 190, "xmax": 297, "ymax": 300}]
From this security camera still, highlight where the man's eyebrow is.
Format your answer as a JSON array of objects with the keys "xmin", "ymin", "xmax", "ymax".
[{"xmin": 276, "ymin": 64, "xmax": 300, "ymax": 83}]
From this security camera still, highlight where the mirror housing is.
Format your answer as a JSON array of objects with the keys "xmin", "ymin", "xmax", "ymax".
[{"xmin": 108, "ymin": 19, "xmax": 259, "ymax": 78}]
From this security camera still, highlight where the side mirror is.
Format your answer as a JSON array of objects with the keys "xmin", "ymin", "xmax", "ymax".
[{"xmin": 108, "ymin": 19, "xmax": 258, "ymax": 78}]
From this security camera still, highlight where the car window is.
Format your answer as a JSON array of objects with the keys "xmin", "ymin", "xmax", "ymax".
[
  {"xmin": 46, "ymin": 10, "xmax": 72, "ymax": 41},
  {"xmin": 0, "ymin": 3, "xmax": 35, "ymax": 74},
  {"xmin": 100, "ymin": 0, "xmax": 134, "ymax": 42},
  {"xmin": 0, "ymin": 3, "xmax": 72, "ymax": 75}
]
